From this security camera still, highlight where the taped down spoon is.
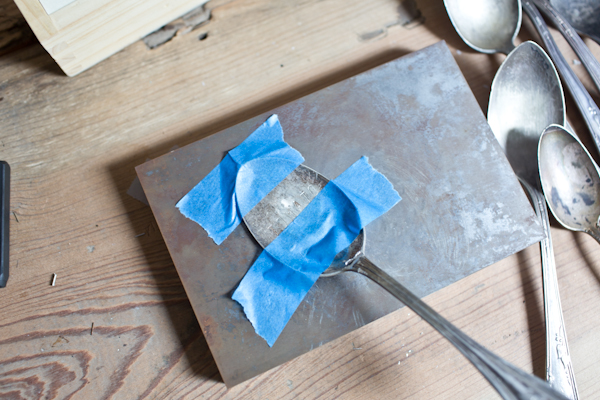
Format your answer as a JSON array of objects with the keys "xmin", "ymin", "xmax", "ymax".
[
  {"xmin": 539, "ymin": 124, "xmax": 600, "ymax": 243},
  {"xmin": 242, "ymin": 164, "xmax": 569, "ymax": 400},
  {"xmin": 241, "ymin": 164, "xmax": 364, "ymax": 276}
]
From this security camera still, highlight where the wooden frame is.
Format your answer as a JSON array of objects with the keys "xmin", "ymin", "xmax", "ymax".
[{"xmin": 13, "ymin": 0, "xmax": 209, "ymax": 76}]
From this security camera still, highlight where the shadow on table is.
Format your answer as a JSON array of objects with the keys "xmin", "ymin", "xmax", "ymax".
[
  {"xmin": 572, "ymin": 232, "xmax": 600, "ymax": 287},
  {"xmin": 0, "ymin": 0, "xmax": 65, "ymax": 76},
  {"xmin": 106, "ymin": 47, "xmax": 413, "ymax": 385},
  {"xmin": 106, "ymin": 177, "xmax": 224, "ymax": 387},
  {"xmin": 517, "ymin": 250, "xmax": 547, "ymax": 380},
  {"xmin": 546, "ymin": 208, "xmax": 600, "ymax": 287}
]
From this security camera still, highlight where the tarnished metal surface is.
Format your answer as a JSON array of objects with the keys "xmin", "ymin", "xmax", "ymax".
[
  {"xmin": 136, "ymin": 41, "xmax": 544, "ymax": 387},
  {"xmin": 244, "ymin": 164, "xmax": 327, "ymax": 247}
]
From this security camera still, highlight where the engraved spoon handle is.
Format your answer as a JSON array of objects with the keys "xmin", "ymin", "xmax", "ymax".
[
  {"xmin": 520, "ymin": 178, "xmax": 579, "ymax": 400},
  {"xmin": 348, "ymin": 256, "xmax": 569, "ymax": 400},
  {"xmin": 532, "ymin": 0, "xmax": 600, "ymax": 94},
  {"xmin": 585, "ymin": 225, "xmax": 600, "ymax": 244}
]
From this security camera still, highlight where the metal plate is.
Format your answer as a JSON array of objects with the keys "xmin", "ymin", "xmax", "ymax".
[{"xmin": 136, "ymin": 41, "xmax": 543, "ymax": 387}]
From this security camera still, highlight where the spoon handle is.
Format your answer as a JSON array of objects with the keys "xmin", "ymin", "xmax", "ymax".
[
  {"xmin": 585, "ymin": 226, "xmax": 600, "ymax": 244},
  {"xmin": 350, "ymin": 256, "xmax": 569, "ymax": 400},
  {"xmin": 520, "ymin": 179, "xmax": 579, "ymax": 400},
  {"xmin": 522, "ymin": 1, "xmax": 600, "ymax": 153},
  {"xmin": 531, "ymin": 0, "xmax": 600, "ymax": 94}
]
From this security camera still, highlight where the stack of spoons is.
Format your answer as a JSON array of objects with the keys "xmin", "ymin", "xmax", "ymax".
[{"xmin": 445, "ymin": 0, "xmax": 600, "ymax": 399}]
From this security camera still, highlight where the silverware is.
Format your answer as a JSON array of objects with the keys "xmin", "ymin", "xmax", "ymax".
[
  {"xmin": 522, "ymin": 1, "xmax": 600, "ymax": 154},
  {"xmin": 444, "ymin": 0, "xmax": 521, "ymax": 55},
  {"xmin": 243, "ymin": 164, "xmax": 569, "ymax": 400},
  {"xmin": 443, "ymin": 3, "xmax": 583, "ymax": 394},
  {"xmin": 539, "ymin": 124, "xmax": 600, "ymax": 243},
  {"xmin": 444, "ymin": 0, "xmax": 600, "ymax": 154},
  {"xmin": 532, "ymin": 0, "xmax": 600, "ymax": 93},
  {"xmin": 548, "ymin": 0, "xmax": 600, "ymax": 44},
  {"xmin": 488, "ymin": 41, "xmax": 579, "ymax": 400}
]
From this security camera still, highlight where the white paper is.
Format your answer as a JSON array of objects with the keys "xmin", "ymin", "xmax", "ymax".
[{"xmin": 39, "ymin": 0, "xmax": 77, "ymax": 14}]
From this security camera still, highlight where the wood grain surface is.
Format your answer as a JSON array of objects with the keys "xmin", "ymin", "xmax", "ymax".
[{"xmin": 1, "ymin": 0, "xmax": 600, "ymax": 398}]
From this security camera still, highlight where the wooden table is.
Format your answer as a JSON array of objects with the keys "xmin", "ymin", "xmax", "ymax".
[{"xmin": 1, "ymin": 0, "xmax": 600, "ymax": 398}]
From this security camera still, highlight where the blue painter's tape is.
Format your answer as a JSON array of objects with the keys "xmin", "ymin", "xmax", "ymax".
[
  {"xmin": 176, "ymin": 115, "xmax": 304, "ymax": 245},
  {"xmin": 233, "ymin": 156, "xmax": 401, "ymax": 346}
]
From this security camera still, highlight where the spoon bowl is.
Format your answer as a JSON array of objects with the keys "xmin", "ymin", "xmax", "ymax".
[
  {"xmin": 444, "ymin": 0, "xmax": 521, "ymax": 54},
  {"xmin": 488, "ymin": 41, "xmax": 565, "ymax": 185},
  {"xmin": 539, "ymin": 124, "xmax": 600, "ymax": 242}
]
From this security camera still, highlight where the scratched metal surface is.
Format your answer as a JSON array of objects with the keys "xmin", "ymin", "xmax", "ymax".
[{"xmin": 136, "ymin": 41, "xmax": 544, "ymax": 387}]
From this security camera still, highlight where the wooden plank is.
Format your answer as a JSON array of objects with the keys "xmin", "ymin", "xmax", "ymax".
[
  {"xmin": 0, "ymin": 0, "xmax": 599, "ymax": 397},
  {"xmin": 12, "ymin": 0, "xmax": 210, "ymax": 76}
]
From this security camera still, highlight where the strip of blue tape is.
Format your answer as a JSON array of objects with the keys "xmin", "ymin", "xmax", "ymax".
[
  {"xmin": 176, "ymin": 115, "xmax": 304, "ymax": 245},
  {"xmin": 232, "ymin": 157, "xmax": 401, "ymax": 346}
]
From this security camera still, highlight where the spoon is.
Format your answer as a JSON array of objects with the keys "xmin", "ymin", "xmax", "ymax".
[
  {"xmin": 532, "ymin": 0, "xmax": 600, "ymax": 93},
  {"xmin": 539, "ymin": 124, "xmax": 600, "ymax": 243},
  {"xmin": 522, "ymin": 1, "xmax": 600, "ymax": 154},
  {"xmin": 444, "ymin": 0, "xmax": 600, "ymax": 154},
  {"xmin": 548, "ymin": 0, "xmax": 600, "ymax": 44},
  {"xmin": 444, "ymin": 0, "xmax": 521, "ymax": 55},
  {"xmin": 243, "ymin": 164, "xmax": 569, "ymax": 400},
  {"xmin": 488, "ymin": 41, "xmax": 579, "ymax": 400}
]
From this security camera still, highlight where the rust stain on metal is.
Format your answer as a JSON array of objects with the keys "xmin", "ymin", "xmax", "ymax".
[{"xmin": 199, "ymin": 315, "xmax": 222, "ymax": 349}]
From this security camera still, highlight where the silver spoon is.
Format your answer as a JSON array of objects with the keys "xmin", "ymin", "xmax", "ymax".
[
  {"xmin": 242, "ymin": 164, "xmax": 569, "ymax": 400},
  {"xmin": 488, "ymin": 40, "xmax": 579, "ymax": 400},
  {"xmin": 443, "ymin": 2, "xmax": 581, "ymax": 394},
  {"xmin": 444, "ymin": 0, "xmax": 600, "ymax": 154},
  {"xmin": 522, "ymin": 1, "xmax": 600, "ymax": 154},
  {"xmin": 444, "ymin": 0, "xmax": 522, "ymax": 55},
  {"xmin": 532, "ymin": 0, "xmax": 600, "ymax": 93},
  {"xmin": 539, "ymin": 124, "xmax": 600, "ymax": 242},
  {"xmin": 549, "ymin": 0, "xmax": 600, "ymax": 44}
]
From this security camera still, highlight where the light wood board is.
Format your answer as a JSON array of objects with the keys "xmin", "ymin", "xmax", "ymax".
[{"xmin": 12, "ymin": 0, "xmax": 209, "ymax": 76}]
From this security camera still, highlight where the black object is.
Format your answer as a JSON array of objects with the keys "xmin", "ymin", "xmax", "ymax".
[{"xmin": 0, "ymin": 161, "xmax": 9, "ymax": 288}]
